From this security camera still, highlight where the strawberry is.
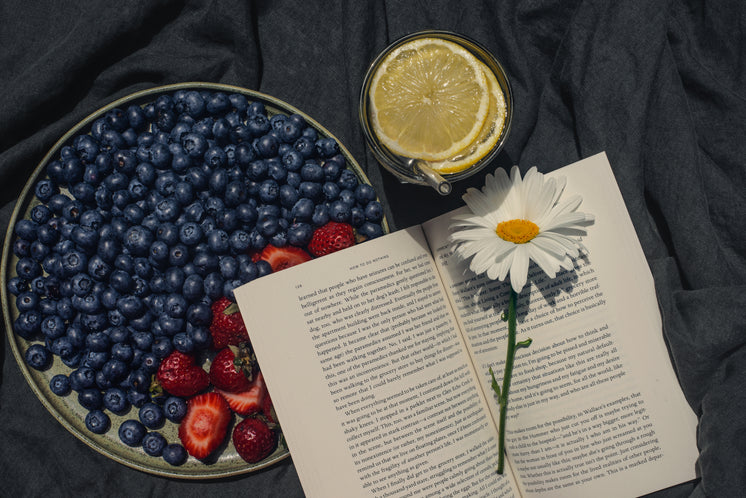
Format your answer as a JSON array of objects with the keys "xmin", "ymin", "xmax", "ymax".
[
  {"xmin": 155, "ymin": 351, "xmax": 209, "ymax": 398},
  {"xmin": 232, "ymin": 416, "xmax": 277, "ymax": 463},
  {"xmin": 258, "ymin": 244, "xmax": 311, "ymax": 272},
  {"xmin": 178, "ymin": 392, "xmax": 232, "ymax": 459},
  {"xmin": 209, "ymin": 345, "xmax": 257, "ymax": 392},
  {"xmin": 217, "ymin": 371, "xmax": 267, "ymax": 416},
  {"xmin": 307, "ymin": 221, "xmax": 355, "ymax": 257},
  {"xmin": 209, "ymin": 296, "xmax": 250, "ymax": 349}
]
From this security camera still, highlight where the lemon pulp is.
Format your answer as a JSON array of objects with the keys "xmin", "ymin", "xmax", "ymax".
[{"xmin": 369, "ymin": 38, "xmax": 491, "ymax": 162}]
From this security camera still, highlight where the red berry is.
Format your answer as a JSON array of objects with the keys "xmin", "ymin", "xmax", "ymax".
[
  {"xmin": 307, "ymin": 221, "xmax": 355, "ymax": 257},
  {"xmin": 217, "ymin": 371, "xmax": 267, "ymax": 416},
  {"xmin": 209, "ymin": 297, "xmax": 250, "ymax": 349},
  {"xmin": 155, "ymin": 351, "xmax": 209, "ymax": 398},
  {"xmin": 258, "ymin": 244, "xmax": 311, "ymax": 272},
  {"xmin": 178, "ymin": 392, "xmax": 232, "ymax": 459},
  {"xmin": 233, "ymin": 416, "xmax": 276, "ymax": 464},
  {"xmin": 209, "ymin": 346, "xmax": 255, "ymax": 393}
]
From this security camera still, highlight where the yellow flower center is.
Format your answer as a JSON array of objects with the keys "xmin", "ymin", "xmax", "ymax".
[{"xmin": 496, "ymin": 219, "xmax": 539, "ymax": 244}]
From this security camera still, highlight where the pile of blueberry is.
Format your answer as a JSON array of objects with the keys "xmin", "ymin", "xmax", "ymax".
[{"xmin": 6, "ymin": 87, "xmax": 384, "ymax": 467}]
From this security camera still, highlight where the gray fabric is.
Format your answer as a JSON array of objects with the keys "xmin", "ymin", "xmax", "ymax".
[{"xmin": 2, "ymin": 0, "xmax": 744, "ymax": 496}]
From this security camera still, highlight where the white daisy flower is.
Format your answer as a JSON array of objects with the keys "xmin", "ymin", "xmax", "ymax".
[{"xmin": 449, "ymin": 165, "xmax": 594, "ymax": 294}]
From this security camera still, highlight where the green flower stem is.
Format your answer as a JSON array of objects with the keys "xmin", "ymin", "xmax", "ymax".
[{"xmin": 492, "ymin": 288, "xmax": 531, "ymax": 474}]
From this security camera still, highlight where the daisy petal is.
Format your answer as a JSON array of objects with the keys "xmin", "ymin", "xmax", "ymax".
[{"xmin": 509, "ymin": 245, "xmax": 530, "ymax": 293}]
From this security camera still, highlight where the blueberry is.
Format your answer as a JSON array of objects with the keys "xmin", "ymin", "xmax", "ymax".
[
  {"xmin": 257, "ymin": 215, "xmax": 279, "ymax": 238},
  {"xmin": 228, "ymin": 230, "xmax": 251, "ymax": 253},
  {"xmin": 186, "ymin": 302, "xmax": 211, "ymax": 326},
  {"xmin": 142, "ymin": 432, "xmax": 167, "ymax": 457},
  {"xmin": 291, "ymin": 198, "xmax": 315, "ymax": 221},
  {"xmin": 118, "ymin": 294, "xmax": 145, "ymax": 319},
  {"xmin": 181, "ymin": 90, "xmax": 206, "ymax": 118},
  {"xmin": 16, "ymin": 257, "xmax": 41, "ymax": 280},
  {"xmin": 298, "ymin": 181, "xmax": 322, "ymax": 202},
  {"xmin": 256, "ymin": 260, "xmax": 273, "ymax": 277},
  {"xmin": 103, "ymin": 387, "xmax": 130, "ymax": 414},
  {"xmin": 337, "ymin": 169, "xmax": 359, "ymax": 190},
  {"xmin": 247, "ymin": 114, "xmax": 270, "ymax": 137},
  {"xmin": 119, "ymin": 419, "xmax": 147, "ymax": 446},
  {"xmin": 301, "ymin": 162, "xmax": 324, "ymax": 182},
  {"xmin": 223, "ymin": 180, "xmax": 246, "ymax": 207},
  {"xmin": 41, "ymin": 225, "xmax": 63, "ymax": 247},
  {"xmin": 162, "ymin": 443, "xmax": 188, "ymax": 466},
  {"xmin": 152, "ymin": 337, "xmax": 174, "ymax": 358},
  {"xmin": 364, "ymin": 201, "xmax": 384, "ymax": 222},
  {"xmin": 236, "ymin": 203, "xmax": 258, "ymax": 225},
  {"xmin": 350, "ymin": 206, "xmax": 366, "ymax": 227},
  {"xmin": 97, "ymin": 238, "xmax": 122, "ymax": 263},
  {"xmin": 155, "ymin": 198, "xmax": 180, "ymax": 222},
  {"xmin": 238, "ymin": 258, "xmax": 258, "ymax": 282},
  {"xmin": 49, "ymin": 374, "xmax": 71, "ymax": 396},
  {"xmin": 14, "ymin": 310, "xmax": 41, "ymax": 339},
  {"xmin": 288, "ymin": 222, "xmax": 313, "ymax": 246},
  {"xmin": 69, "ymin": 367, "xmax": 95, "ymax": 391},
  {"xmin": 182, "ymin": 274, "xmax": 205, "ymax": 302},
  {"xmin": 111, "ymin": 342, "xmax": 134, "ymax": 363},
  {"xmin": 7, "ymin": 276, "xmax": 29, "ymax": 296},
  {"xmin": 203, "ymin": 272, "xmax": 225, "ymax": 300},
  {"xmin": 192, "ymin": 251, "xmax": 218, "ymax": 276},
  {"xmin": 358, "ymin": 221, "xmax": 384, "ymax": 239},
  {"xmin": 179, "ymin": 221, "xmax": 203, "ymax": 246},
  {"xmin": 172, "ymin": 332, "xmax": 194, "ymax": 353},
  {"xmin": 15, "ymin": 219, "xmax": 39, "ymax": 241},
  {"xmin": 329, "ymin": 200, "xmax": 352, "ymax": 223},
  {"xmin": 40, "ymin": 315, "xmax": 66, "ymax": 340},
  {"xmin": 293, "ymin": 136, "xmax": 315, "ymax": 158},
  {"xmin": 338, "ymin": 188, "xmax": 356, "ymax": 207},
  {"xmin": 182, "ymin": 132, "xmax": 208, "ymax": 158},
  {"xmin": 187, "ymin": 324, "xmax": 211, "ymax": 349},
  {"xmin": 127, "ymin": 390, "xmax": 150, "ymax": 408},
  {"xmin": 12, "ymin": 238, "xmax": 31, "ymax": 258},
  {"xmin": 140, "ymin": 352, "xmax": 160, "ymax": 373},
  {"xmin": 78, "ymin": 388, "xmax": 104, "ymax": 410},
  {"xmin": 123, "ymin": 226, "xmax": 154, "ymax": 257},
  {"xmin": 83, "ymin": 349, "xmax": 109, "ymax": 369},
  {"xmin": 16, "ymin": 292, "xmax": 39, "ymax": 313},
  {"xmin": 256, "ymin": 134, "xmax": 279, "ymax": 158},
  {"xmin": 247, "ymin": 101, "xmax": 266, "ymax": 116},
  {"xmin": 139, "ymin": 402, "xmax": 165, "ymax": 429},
  {"xmin": 108, "ymin": 270, "xmax": 133, "ymax": 293},
  {"xmin": 35, "ymin": 179, "xmax": 59, "ymax": 202},
  {"xmin": 165, "ymin": 293, "xmax": 188, "ymax": 318},
  {"xmin": 127, "ymin": 368, "xmax": 150, "ymax": 393},
  {"xmin": 85, "ymin": 410, "xmax": 111, "ymax": 435}
]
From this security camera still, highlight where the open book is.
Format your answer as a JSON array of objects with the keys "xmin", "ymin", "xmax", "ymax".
[{"xmin": 234, "ymin": 153, "xmax": 698, "ymax": 497}]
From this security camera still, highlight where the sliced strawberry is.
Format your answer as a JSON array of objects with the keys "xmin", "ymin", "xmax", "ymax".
[
  {"xmin": 258, "ymin": 244, "xmax": 311, "ymax": 272},
  {"xmin": 217, "ymin": 371, "xmax": 267, "ymax": 416},
  {"xmin": 209, "ymin": 296, "xmax": 250, "ymax": 349},
  {"xmin": 307, "ymin": 222, "xmax": 355, "ymax": 257},
  {"xmin": 178, "ymin": 392, "xmax": 232, "ymax": 459},
  {"xmin": 155, "ymin": 351, "xmax": 210, "ymax": 398}
]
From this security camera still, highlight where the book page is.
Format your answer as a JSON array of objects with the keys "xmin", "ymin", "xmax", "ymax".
[
  {"xmin": 422, "ymin": 153, "xmax": 698, "ymax": 498},
  {"xmin": 234, "ymin": 227, "xmax": 521, "ymax": 498}
]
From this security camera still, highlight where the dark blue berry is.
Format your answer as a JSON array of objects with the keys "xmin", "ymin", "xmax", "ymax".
[
  {"xmin": 142, "ymin": 431, "xmax": 167, "ymax": 457},
  {"xmin": 162, "ymin": 443, "xmax": 188, "ymax": 466},
  {"xmin": 78, "ymin": 388, "xmax": 104, "ymax": 410},
  {"xmin": 49, "ymin": 374, "xmax": 71, "ymax": 396},
  {"xmin": 139, "ymin": 402, "xmax": 165, "ymax": 429},
  {"xmin": 119, "ymin": 419, "xmax": 147, "ymax": 446},
  {"xmin": 103, "ymin": 387, "xmax": 130, "ymax": 414},
  {"xmin": 85, "ymin": 410, "xmax": 111, "ymax": 434}
]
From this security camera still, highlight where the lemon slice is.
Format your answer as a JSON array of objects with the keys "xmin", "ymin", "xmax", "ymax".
[
  {"xmin": 368, "ymin": 37, "xmax": 490, "ymax": 162},
  {"xmin": 429, "ymin": 61, "xmax": 507, "ymax": 174}
]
